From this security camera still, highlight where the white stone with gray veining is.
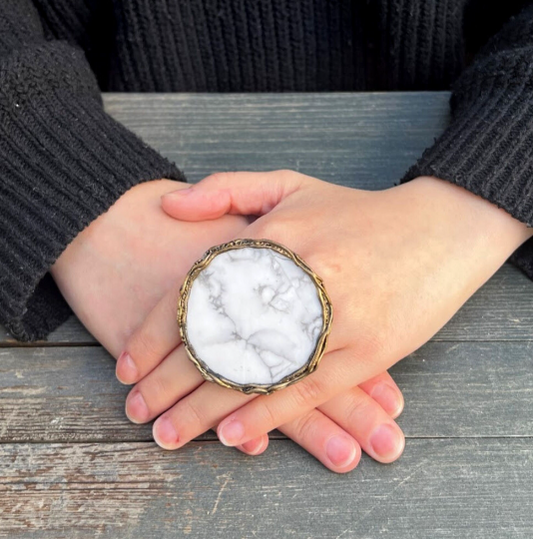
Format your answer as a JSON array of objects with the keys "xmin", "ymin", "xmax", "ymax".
[{"xmin": 185, "ymin": 247, "xmax": 324, "ymax": 386}]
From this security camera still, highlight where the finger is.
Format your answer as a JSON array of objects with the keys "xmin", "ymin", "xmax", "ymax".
[
  {"xmin": 125, "ymin": 344, "xmax": 204, "ymax": 423},
  {"xmin": 152, "ymin": 376, "xmax": 361, "ymax": 474},
  {"xmin": 318, "ymin": 387, "xmax": 405, "ymax": 464},
  {"xmin": 215, "ymin": 347, "xmax": 386, "ymax": 447},
  {"xmin": 358, "ymin": 371, "xmax": 405, "ymax": 419},
  {"xmin": 235, "ymin": 433, "xmax": 269, "ymax": 456},
  {"xmin": 151, "ymin": 380, "xmax": 256, "ymax": 449},
  {"xmin": 160, "ymin": 170, "xmax": 309, "ymax": 221},
  {"xmin": 277, "ymin": 410, "xmax": 361, "ymax": 473},
  {"xmin": 116, "ymin": 282, "xmax": 182, "ymax": 385}
]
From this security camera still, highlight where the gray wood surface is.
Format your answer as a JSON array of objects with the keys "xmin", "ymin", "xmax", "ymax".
[
  {"xmin": 1, "ymin": 93, "xmax": 532, "ymax": 538},
  {"xmin": 0, "ymin": 342, "xmax": 532, "ymax": 443},
  {"xmin": 2, "ymin": 440, "xmax": 533, "ymax": 538},
  {"xmin": 104, "ymin": 92, "xmax": 451, "ymax": 190}
]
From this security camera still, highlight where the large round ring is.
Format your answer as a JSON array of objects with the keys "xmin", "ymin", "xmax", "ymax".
[{"xmin": 177, "ymin": 238, "xmax": 333, "ymax": 395}]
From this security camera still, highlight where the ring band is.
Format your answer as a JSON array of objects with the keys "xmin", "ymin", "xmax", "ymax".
[{"xmin": 177, "ymin": 238, "xmax": 333, "ymax": 395}]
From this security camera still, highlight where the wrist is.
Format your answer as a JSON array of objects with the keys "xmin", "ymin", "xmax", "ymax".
[{"xmin": 407, "ymin": 175, "xmax": 533, "ymax": 255}]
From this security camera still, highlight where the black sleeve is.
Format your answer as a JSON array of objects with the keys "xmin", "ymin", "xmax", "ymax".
[
  {"xmin": 400, "ymin": 3, "xmax": 533, "ymax": 278},
  {"xmin": 0, "ymin": 0, "xmax": 185, "ymax": 341}
]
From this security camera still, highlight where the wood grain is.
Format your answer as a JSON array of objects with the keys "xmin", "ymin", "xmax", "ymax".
[
  {"xmin": 1, "ymin": 93, "xmax": 532, "ymax": 536},
  {"xmin": 1, "ymin": 341, "xmax": 532, "ymax": 442},
  {"xmin": 103, "ymin": 92, "xmax": 451, "ymax": 189},
  {"xmin": 1, "ymin": 439, "xmax": 532, "ymax": 538}
]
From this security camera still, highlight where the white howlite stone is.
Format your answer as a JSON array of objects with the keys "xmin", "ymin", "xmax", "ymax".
[{"xmin": 185, "ymin": 247, "xmax": 324, "ymax": 386}]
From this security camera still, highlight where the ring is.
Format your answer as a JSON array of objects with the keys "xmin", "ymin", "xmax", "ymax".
[{"xmin": 177, "ymin": 238, "xmax": 333, "ymax": 395}]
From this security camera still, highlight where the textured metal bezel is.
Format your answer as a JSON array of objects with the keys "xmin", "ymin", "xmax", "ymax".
[{"xmin": 176, "ymin": 238, "xmax": 333, "ymax": 395}]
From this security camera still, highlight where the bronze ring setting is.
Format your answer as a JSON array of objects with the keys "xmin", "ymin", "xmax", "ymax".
[{"xmin": 177, "ymin": 238, "xmax": 333, "ymax": 395}]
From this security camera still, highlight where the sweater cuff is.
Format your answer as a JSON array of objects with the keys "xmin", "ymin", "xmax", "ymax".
[
  {"xmin": 0, "ymin": 41, "xmax": 185, "ymax": 341},
  {"xmin": 400, "ymin": 49, "xmax": 533, "ymax": 227}
]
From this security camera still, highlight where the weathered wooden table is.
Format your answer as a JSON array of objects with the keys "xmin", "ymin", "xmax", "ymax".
[{"xmin": 1, "ymin": 93, "xmax": 532, "ymax": 538}]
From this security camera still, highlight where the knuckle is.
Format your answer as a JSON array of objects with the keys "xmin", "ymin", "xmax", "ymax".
[
  {"xmin": 256, "ymin": 402, "xmax": 279, "ymax": 430},
  {"xmin": 342, "ymin": 324, "xmax": 389, "ymax": 366},
  {"xmin": 344, "ymin": 393, "xmax": 373, "ymax": 426},
  {"xmin": 127, "ymin": 327, "xmax": 159, "ymax": 368},
  {"xmin": 204, "ymin": 171, "xmax": 233, "ymax": 187},
  {"xmin": 289, "ymin": 376, "xmax": 324, "ymax": 410},
  {"xmin": 142, "ymin": 375, "xmax": 170, "ymax": 406},
  {"xmin": 310, "ymin": 242, "xmax": 350, "ymax": 281},
  {"xmin": 275, "ymin": 169, "xmax": 312, "ymax": 186},
  {"xmin": 291, "ymin": 410, "xmax": 319, "ymax": 440},
  {"xmin": 179, "ymin": 399, "xmax": 207, "ymax": 428},
  {"xmin": 276, "ymin": 168, "xmax": 296, "ymax": 179},
  {"xmin": 355, "ymin": 329, "xmax": 389, "ymax": 362}
]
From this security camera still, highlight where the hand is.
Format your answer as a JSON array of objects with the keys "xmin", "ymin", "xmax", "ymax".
[
  {"xmin": 51, "ymin": 177, "xmax": 406, "ymax": 470},
  {"xmin": 235, "ymin": 370, "xmax": 406, "ymax": 468},
  {"xmin": 50, "ymin": 179, "xmax": 250, "ymax": 357},
  {"xmin": 120, "ymin": 170, "xmax": 531, "ymax": 465}
]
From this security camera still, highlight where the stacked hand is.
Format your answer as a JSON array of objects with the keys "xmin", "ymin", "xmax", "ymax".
[
  {"xmin": 51, "ymin": 177, "xmax": 406, "ymax": 473},
  {"xmin": 50, "ymin": 180, "xmax": 248, "ymax": 357},
  {"xmin": 114, "ymin": 171, "xmax": 533, "ymax": 472}
]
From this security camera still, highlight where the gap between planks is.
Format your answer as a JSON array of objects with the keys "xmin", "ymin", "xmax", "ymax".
[
  {"xmin": 1, "ymin": 337, "xmax": 533, "ymax": 349},
  {"xmin": 3, "ymin": 435, "xmax": 533, "ymax": 445}
]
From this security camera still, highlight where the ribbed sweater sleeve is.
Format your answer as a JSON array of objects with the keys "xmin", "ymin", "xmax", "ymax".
[
  {"xmin": 0, "ymin": 0, "xmax": 185, "ymax": 341},
  {"xmin": 400, "ymin": 3, "xmax": 533, "ymax": 277}
]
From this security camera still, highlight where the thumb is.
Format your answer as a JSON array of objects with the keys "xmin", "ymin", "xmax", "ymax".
[{"xmin": 161, "ymin": 170, "xmax": 306, "ymax": 221}]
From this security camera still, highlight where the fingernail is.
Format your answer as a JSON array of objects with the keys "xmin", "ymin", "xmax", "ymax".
[
  {"xmin": 369, "ymin": 424, "xmax": 404, "ymax": 460},
  {"xmin": 163, "ymin": 186, "xmax": 194, "ymax": 198},
  {"xmin": 218, "ymin": 418, "xmax": 245, "ymax": 446},
  {"xmin": 126, "ymin": 391, "xmax": 149, "ymax": 423},
  {"xmin": 326, "ymin": 435, "xmax": 357, "ymax": 467},
  {"xmin": 370, "ymin": 383, "xmax": 403, "ymax": 417},
  {"xmin": 153, "ymin": 416, "xmax": 179, "ymax": 449},
  {"xmin": 238, "ymin": 437, "xmax": 266, "ymax": 455},
  {"xmin": 116, "ymin": 351, "xmax": 138, "ymax": 384}
]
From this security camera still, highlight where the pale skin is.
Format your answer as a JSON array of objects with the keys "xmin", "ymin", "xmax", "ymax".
[
  {"xmin": 116, "ymin": 171, "xmax": 533, "ymax": 472},
  {"xmin": 50, "ymin": 178, "xmax": 406, "ymax": 473}
]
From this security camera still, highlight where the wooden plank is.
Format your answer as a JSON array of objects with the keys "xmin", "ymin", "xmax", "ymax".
[
  {"xmin": 0, "ymin": 315, "xmax": 97, "ymax": 346},
  {"xmin": 103, "ymin": 92, "xmax": 452, "ymax": 190},
  {"xmin": 435, "ymin": 263, "xmax": 533, "ymax": 341},
  {"xmin": 1, "ymin": 439, "xmax": 532, "ymax": 538},
  {"xmin": 390, "ymin": 341, "xmax": 533, "ymax": 437},
  {"xmin": 1, "ymin": 341, "xmax": 532, "ymax": 443}
]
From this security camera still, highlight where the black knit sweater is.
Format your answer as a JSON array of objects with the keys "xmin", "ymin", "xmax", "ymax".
[{"xmin": 1, "ymin": 0, "xmax": 533, "ymax": 341}]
